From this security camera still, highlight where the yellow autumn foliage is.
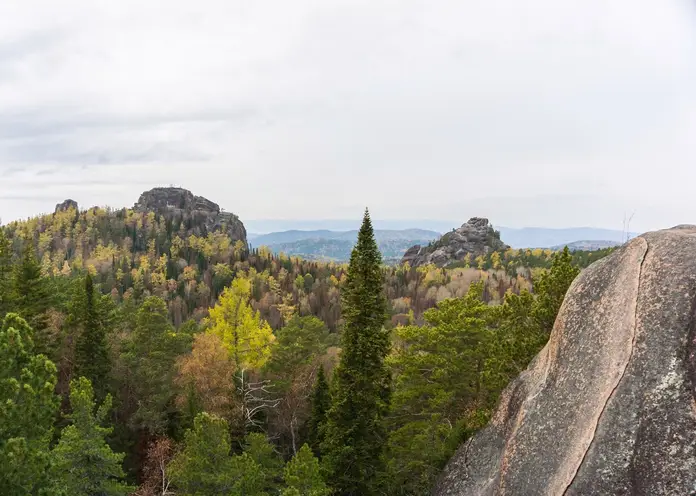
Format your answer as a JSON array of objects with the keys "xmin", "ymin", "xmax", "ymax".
[{"xmin": 207, "ymin": 277, "xmax": 275, "ymax": 370}]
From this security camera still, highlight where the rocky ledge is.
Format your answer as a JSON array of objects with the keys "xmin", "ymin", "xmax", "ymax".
[
  {"xmin": 402, "ymin": 217, "xmax": 508, "ymax": 267},
  {"xmin": 134, "ymin": 187, "xmax": 247, "ymax": 243},
  {"xmin": 55, "ymin": 199, "xmax": 79, "ymax": 213},
  {"xmin": 434, "ymin": 225, "xmax": 696, "ymax": 495}
]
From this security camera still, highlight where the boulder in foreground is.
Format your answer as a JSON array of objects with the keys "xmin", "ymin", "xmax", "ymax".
[{"xmin": 434, "ymin": 225, "xmax": 696, "ymax": 495}]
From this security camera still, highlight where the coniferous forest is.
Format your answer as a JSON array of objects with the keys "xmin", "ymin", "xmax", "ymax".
[{"xmin": 0, "ymin": 201, "xmax": 592, "ymax": 495}]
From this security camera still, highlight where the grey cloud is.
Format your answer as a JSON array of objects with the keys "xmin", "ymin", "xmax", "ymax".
[{"xmin": 0, "ymin": 0, "xmax": 695, "ymax": 231}]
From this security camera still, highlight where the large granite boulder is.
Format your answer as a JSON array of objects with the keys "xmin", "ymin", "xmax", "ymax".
[
  {"xmin": 402, "ymin": 218, "xmax": 509, "ymax": 267},
  {"xmin": 55, "ymin": 199, "xmax": 79, "ymax": 213},
  {"xmin": 135, "ymin": 187, "xmax": 246, "ymax": 244},
  {"xmin": 434, "ymin": 225, "xmax": 696, "ymax": 495}
]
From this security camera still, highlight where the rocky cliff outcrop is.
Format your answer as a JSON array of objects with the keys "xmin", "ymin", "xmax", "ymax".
[
  {"xmin": 434, "ymin": 225, "xmax": 696, "ymax": 496},
  {"xmin": 55, "ymin": 199, "xmax": 79, "ymax": 213},
  {"xmin": 134, "ymin": 187, "xmax": 246, "ymax": 243},
  {"xmin": 402, "ymin": 218, "xmax": 508, "ymax": 267}
]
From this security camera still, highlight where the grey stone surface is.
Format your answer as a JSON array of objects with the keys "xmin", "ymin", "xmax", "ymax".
[
  {"xmin": 134, "ymin": 187, "xmax": 246, "ymax": 244},
  {"xmin": 402, "ymin": 218, "xmax": 509, "ymax": 267},
  {"xmin": 55, "ymin": 199, "xmax": 79, "ymax": 213},
  {"xmin": 434, "ymin": 225, "xmax": 696, "ymax": 496}
]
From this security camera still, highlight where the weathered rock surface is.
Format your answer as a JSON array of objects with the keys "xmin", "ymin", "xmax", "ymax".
[
  {"xmin": 134, "ymin": 187, "xmax": 246, "ymax": 243},
  {"xmin": 55, "ymin": 199, "xmax": 79, "ymax": 213},
  {"xmin": 434, "ymin": 225, "xmax": 696, "ymax": 495},
  {"xmin": 402, "ymin": 218, "xmax": 509, "ymax": 267}
]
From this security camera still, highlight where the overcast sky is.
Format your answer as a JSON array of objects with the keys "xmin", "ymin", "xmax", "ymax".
[{"xmin": 1, "ymin": 1, "xmax": 695, "ymax": 232}]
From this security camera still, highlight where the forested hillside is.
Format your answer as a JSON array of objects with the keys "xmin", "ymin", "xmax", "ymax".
[{"xmin": 0, "ymin": 190, "xmax": 610, "ymax": 495}]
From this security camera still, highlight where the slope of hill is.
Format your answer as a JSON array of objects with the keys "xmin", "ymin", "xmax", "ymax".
[{"xmin": 0, "ymin": 187, "xmax": 541, "ymax": 332}]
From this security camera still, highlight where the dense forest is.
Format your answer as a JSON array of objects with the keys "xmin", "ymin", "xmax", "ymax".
[{"xmin": 0, "ymin": 201, "xmax": 599, "ymax": 495}]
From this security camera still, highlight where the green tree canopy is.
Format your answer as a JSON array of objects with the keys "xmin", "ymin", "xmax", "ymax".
[
  {"xmin": 207, "ymin": 277, "xmax": 275, "ymax": 371},
  {"xmin": 385, "ymin": 282, "xmax": 491, "ymax": 494},
  {"xmin": 169, "ymin": 413, "xmax": 266, "ymax": 496},
  {"xmin": 50, "ymin": 377, "xmax": 131, "ymax": 496},
  {"xmin": 306, "ymin": 366, "xmax": 330, "ymax": 457},
  {"xmin": 126, "ymin": 296, "xmax": 191, "ymax": 435},
  {"xmin": 0, "ymin": 313, "xmax": 59, "ymax": 495},
  {"xmin": 282, "ymin": 444, "xmax": 330, "ymax": 496},
  {"xmin": 321, "ymin": 209, "xmax": 391, "ymax": 495},
  {"xmin": 533, "ymin": 246, "xmax": 580, "ymax": 333},
  {"xmin": 70, "ymin": 274, "xmax": 115, "ymax": 400}
]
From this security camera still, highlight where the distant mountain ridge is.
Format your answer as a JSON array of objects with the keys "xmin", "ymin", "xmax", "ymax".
[
  {"xmin": 496, "ymin": 226, "xmax": 636, "ymax": 249},
  {"xmin": 246, "ymin": 220, "xmax": 638, "ymax": 249},
  {"xmin": 551, "ymin": 240, "xmax": 623, "ymax": 251},
  {"xmin": 251, "ymin": 228, "xmax": 440, "ymax": 246},
  {"xmin": 250, "ymin": 229, "xmax": 440, "ymax": 262}
]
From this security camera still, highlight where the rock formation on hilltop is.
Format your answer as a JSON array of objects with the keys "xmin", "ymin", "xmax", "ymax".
[
  {"xmin": 134, "ymin": 187, "xmax": 247, "ymax": 243},
  {"xmin": 402, "ymin": 218, "xmax": 509, "ymax": 267},
  {"xmin": 55, "ymin": 199, "xmax": 79, "ymax": 213},
  {"xmin": 434, "ymin": 225, "xmax": 696, "ymax": 495}
]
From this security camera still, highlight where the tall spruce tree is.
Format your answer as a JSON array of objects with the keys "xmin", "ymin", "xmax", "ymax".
[
  {"xmin": 306, "ymin": 366, "xmax": 330, "ymax": 457},
  {"xmin": 0, "ymin": 230, "xmax": 13, "ymax": 316},
  {"xmin": 321, "ymin": 209, "xmax": 391, "ymax": 495},
  {"xmin": 126, "ymin": 296, "xmax": 189, "ymax": 436},
  {"xmin": 11, "ymin": 242, "xmax": 52, "ymax": 355},
  {"xmin": 72, "ymin": 274, "xmax": 113, "ymax": 401}
]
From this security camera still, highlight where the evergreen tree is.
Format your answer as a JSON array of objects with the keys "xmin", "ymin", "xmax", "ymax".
[
  {"xmin": 0, "ymin": 313, "xmax": 59, "ymax": 495},
  {"xmin": 244, "ymin": 432, "xmax": 284, "ymax": 492},
  {"xmin": 385, "ymin": 283, "xmax": 491, "ymax": 494},
  {"xmin": 282, "ymin": 444, "xmax": 330, "ymax": 496},
  {"xmin": 126, "ymin": 297, "xmax": 191, "ymax": 436},
  {"xmin": 72, "ymin": 274, "xmax": 113, "ymax": 400},
  {"xmin": 11, "ymin": 242, "xmax": 52, "ymax": 355},
  {"xmin": 0, "ymin": 230, "xmax": 13, "ymax": 316},
  {"xmin": 533, "ymin": 246, "xmax": 580, "ymax": 334},
  {"xmin": 306, "ymin": 366, "xmax": 330, "ymax": 457},
  {"xmin": 321, "ymin": 209, "xmax": 391, "ymax": 495},
  {"xmin": 168, "ymin": 413, "xmax": 266, "ymax": 496},
  {"xmin": 50, "ymin": 377, "xmax": 131, "ymax": 496}
]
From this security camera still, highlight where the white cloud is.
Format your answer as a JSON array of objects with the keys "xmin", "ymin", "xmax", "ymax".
[{"xmin": 0, "ymin": 0, "xmax": 695, "ymax": 231}]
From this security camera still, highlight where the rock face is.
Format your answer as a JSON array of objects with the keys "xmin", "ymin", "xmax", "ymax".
[
  {"xmin": 434, "ymin": 225, "xmax": 696, "ymax": 496},
  {"xmin": 134, "ymin": 187, "xmax": 246, "ymax": 243},
  {"xmin": 402, "ymin": 218, "xmax": 509, "ymax": 267},
  {"xmin": 55, "ymin": 199, "xmax": 79, "ymax": 213}
]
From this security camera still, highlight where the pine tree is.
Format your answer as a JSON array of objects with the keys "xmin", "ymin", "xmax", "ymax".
[
  {"xmin": 385, "ymin": 282, "xmax": 491, "ymax": 494},
  {"xmin": 0, "ymin": 230, "xmax": 13, "ymax": 316},
  {"xmin": 282, "ymin": 444, "xmax": 330, "ymax": 496},
  {"xmin": 72, "ymin": 274, "xmax": 113, "ymax": 400},
  {"xmin": 126, "ymin": 296, "xmax": 190, "ymax": 436},
  {"xmin": 168, "ymin": 413, "xmax": 266, "ymax": 496},
  {"xmin": 244, "ymin": 432, "xmax": 284, "ymax": 492},
  {"xmin": 533, "ymin": 246, "xmax": 580, "ymax": 334},
  {"xmin": 50, "ymin": 377, "xmax": 131, "ymax": 496},
  {"xmin": 321, "ymin": 209, "xmax": 391, "ymax": 495},
  {"xmin": 11, "ymin": 242, "xmax": 52, "ymax": 355},
  {"xmin": 0, "ymin": 313, "xmax": 59, "ymax": 495},
  {"xmin": 306, "ymin": 366, "xmax": 330, "ymax": 457}
]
